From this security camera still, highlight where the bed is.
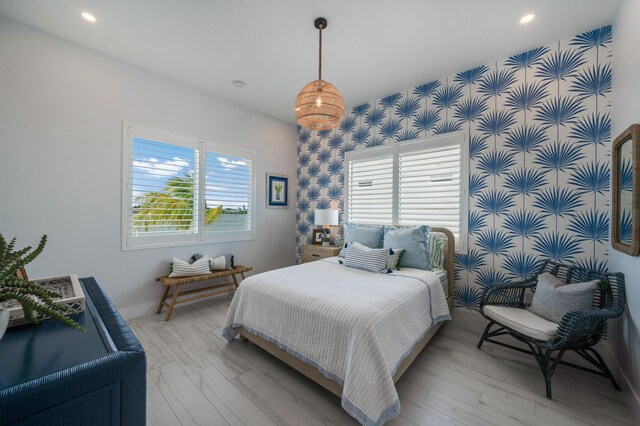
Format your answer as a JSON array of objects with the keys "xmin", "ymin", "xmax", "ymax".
[{"xmin": 222, "ymin": 227, "xmax": 455, "ymax": 426}]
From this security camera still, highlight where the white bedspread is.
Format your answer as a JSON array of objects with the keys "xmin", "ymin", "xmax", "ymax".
[{"xmin": 222, "ymin": 258, "xmax": 451, "ymax": 426}]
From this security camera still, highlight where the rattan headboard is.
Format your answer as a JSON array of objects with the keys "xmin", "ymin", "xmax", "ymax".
[{"xmin": 429, "ymin": 227, "xmax": 455, "ymax": 299}]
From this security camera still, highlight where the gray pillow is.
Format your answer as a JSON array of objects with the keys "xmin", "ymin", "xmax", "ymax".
[
  {"xmin": 529, "ymin": 273, "xmax": 597, "ymax": 323},
  {"xmin": 339, "ymin": 223, "xmax": 384, "ymax": 256},
  {"xmin": 382, "ymin": 225, "xmax": 431, "ymax": 270}
]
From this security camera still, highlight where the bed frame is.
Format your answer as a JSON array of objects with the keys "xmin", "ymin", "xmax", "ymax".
[{"xmin": 236, "ymin": 227, "xmax": 455, "ymax": 397}]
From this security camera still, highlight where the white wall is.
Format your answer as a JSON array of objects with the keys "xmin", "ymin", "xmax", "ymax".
[
  {"xmin": 0, "ymin": 17, "xmax": 298, "ymax": 318},
  {"xmin": 610, "ymin": 0, "xmax": 640, "ymax": 421}
]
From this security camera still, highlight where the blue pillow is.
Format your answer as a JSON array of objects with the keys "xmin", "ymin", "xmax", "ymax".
[
  {"xmin": 383, "ymin": 225, "xmax": 431, "ymax": 270},
  {"xmin": 339, "ymin": 223, "xmax": 384, "ymax": 256}
]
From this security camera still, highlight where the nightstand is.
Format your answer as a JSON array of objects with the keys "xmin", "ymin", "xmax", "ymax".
[{"xmin": 301, "ymin": 244, "xmax": 342, "ymax": 263}]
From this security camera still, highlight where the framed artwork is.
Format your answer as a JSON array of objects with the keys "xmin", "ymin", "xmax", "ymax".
[
  {"xmin": 266, "ymin": 173, "xmax": 289, "ymax": 208},
  {"xmin": 312, "ymin": 229, "xmax": 324, "ymax": 245}
]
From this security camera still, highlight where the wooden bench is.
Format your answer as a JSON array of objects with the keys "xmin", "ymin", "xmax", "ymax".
[{"xmin": 155, "ymin": 265, "xmax": 253, "ymax": 321}]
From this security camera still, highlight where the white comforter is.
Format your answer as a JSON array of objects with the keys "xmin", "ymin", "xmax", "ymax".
[{"xmin": 222, "ymin": 258, "xmax": 451, "ymax": 426}]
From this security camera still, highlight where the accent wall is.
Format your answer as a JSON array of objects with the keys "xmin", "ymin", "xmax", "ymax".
[{"xmin": 296, "ymin": 26, "xmax": 612, "ymax": 311}]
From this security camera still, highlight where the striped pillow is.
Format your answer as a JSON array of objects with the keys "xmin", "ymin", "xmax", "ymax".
[
  {"xmin": 428, "ymin": 234, "xmax": 444, "ymax": 268},
  {"xmin": 349, "ymin": 242, "xmax": 403, "ymax": 270},
  {"xmin": 210, "ymin": 254, "xmax": 234, "ymax": 271},
  {"xmin": 343, "ymin": 243, "xmax": 390, "ymax": 273},
  {"xmin": 169, "ymin": 256, "xmax": 211, "ymax": 277}
]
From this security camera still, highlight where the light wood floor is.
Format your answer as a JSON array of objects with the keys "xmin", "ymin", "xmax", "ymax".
[{"xmin": 128, "ymin": 294, "xmax": 635, "ymax": 426}]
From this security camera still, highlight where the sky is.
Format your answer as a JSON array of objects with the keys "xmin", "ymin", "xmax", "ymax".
[{"xmin": 131, "ymin": 137, "xmax": 251, "ymax": 210}]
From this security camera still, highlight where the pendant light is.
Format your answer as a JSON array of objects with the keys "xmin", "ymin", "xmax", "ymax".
[{"xmin": 294, "ymin": 17, "xmax": 345, "ymax": 131}]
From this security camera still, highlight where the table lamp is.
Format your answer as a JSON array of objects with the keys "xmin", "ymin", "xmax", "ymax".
[{"xmin": 314, "ymin": 209, "xmax": 339, "ymax": 246}]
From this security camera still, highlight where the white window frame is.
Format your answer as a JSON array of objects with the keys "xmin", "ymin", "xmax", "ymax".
[
  {"xmin": 344, "ymin": 132, "xmax": 468, "ymax": 251},
  {"xmin": 122, "ymin": 122, "xmax": 256, "ymax": 251}
]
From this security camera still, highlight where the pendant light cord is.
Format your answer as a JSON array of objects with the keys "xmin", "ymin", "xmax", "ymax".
[{"xmin": 318, "ymin": 24, "xmax": 323, "ymax": 81}]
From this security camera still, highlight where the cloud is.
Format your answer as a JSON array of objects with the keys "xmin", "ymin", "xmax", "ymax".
[
  {"xmin": 133, "ymin": 156, "xmax": 189, "ymax": 178},
  {"xmin": 217, "ymin": 156, "xmax": 247, "ymax": 170}
]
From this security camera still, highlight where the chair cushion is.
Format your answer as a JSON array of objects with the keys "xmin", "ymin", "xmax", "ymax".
[
  {"xmin": 529, "ymin": 273, "xmax": 597, "ymax": 323},
  {"xmin": 484, "ymin": 305, "xmax": 559, "ymax": 341}
]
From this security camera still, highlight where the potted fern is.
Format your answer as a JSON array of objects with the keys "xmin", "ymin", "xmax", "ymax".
[{"xmin": 0, "ymin": 234, "xmax": 83, "ymax": 340}]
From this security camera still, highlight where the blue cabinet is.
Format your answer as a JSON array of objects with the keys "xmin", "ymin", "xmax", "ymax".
[{"xmin": 0, "ymin": 278, "xmax": 146, "ymax": 425}]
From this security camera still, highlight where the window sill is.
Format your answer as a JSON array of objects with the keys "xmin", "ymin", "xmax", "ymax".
[{"xmin": 122, "ymin": 234, "xmax": 256, "ymax": 252}]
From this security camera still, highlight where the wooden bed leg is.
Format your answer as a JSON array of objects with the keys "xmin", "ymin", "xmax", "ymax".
[
  {"xmin": 240, "ymin": 272, "xmax": 246, "ymax": 280},
  {"xmin": 165, "ymin": 284, "xmax": 181, "ymax": 321},
  {"xmin": 156, "ymin": 285, "xmax": 170, "ymax": 314},
  {"xmin": 232, "ymin": 273, "xmax": 239, "ymax": 288}
]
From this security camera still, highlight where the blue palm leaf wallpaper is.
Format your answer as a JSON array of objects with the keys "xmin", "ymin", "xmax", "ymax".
[
  {"xmin": 296, "ymin": 26, "xmax": 612, "ymax": 313},
  {"xmin": 504, "ymin": 125, "xmax": 548, "ymax": 154},
  {"xmin": 504, "ymin": 46, "xmax": 550, "ymax": 70},
  {"xmin": 569, "ymin": 112, "xmax": 611, "ymax": 146}
]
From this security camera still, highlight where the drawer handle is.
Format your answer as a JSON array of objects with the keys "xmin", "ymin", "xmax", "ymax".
[{"xmin": 312, "ymin": 254, "xmax": 320, "ymax": 257}]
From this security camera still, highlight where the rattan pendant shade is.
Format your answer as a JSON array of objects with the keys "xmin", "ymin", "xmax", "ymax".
[{"xmin": 294, "ymin": 18, "xmax": 344, "ymax": 131}]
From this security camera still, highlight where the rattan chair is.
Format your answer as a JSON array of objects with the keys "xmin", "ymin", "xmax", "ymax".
[{"xmin": 477, "ymin": 260, "xmax": 626, "ymax": 399}]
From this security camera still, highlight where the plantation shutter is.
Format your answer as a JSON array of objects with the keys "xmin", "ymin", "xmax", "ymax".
[
  {"xmin": 204, "ymin": 148, "xmax": 254, "ymax": 238},
  {"xmin": 123, "ymin": 123, "xmax": 257, "ymax": 250},
  {"xmin": 345, "ymin": 151, "xmax": 394, "ymax": 225},
  {"xmin": 129, "ymin": 137, "xmax": 198, "ymax": 240},
  {"xmin": 398, "ymin": 139, "xmax": 464, "ymax": 243},
  {"xmin": 343, "ymin": 133, "xmax": 466, "ymax": 250}
]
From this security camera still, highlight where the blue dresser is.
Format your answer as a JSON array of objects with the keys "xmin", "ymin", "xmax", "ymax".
[{"xmin": 0, "ymin": 278, "xmax": 146, "ymax": 425}]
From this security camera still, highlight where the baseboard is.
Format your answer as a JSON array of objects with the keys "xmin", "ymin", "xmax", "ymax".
[
  {"xmin": 451, "ymin": 307, "xmax": 488, "ymax": 334},
  {"xmin": 602, "ymin": 344, "xmax": 640, "ymax": 423}
]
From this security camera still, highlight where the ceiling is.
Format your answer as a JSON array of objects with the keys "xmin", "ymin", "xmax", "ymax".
[{"xmin": 0, "ymin": 0, "xmax": 622, "ymax": 125}]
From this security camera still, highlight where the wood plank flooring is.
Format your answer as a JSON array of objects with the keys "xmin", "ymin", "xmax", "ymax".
[{"xmin": 127, "ymin": 294, "xmax": 635, "ymax": 426}]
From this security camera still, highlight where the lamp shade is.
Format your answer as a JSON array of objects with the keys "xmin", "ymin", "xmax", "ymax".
[
  {"xmin": 314, "ymin": 209, "xmax": 339, "ymax": 226},
  {"xmin": 295, "ymin": 80, "xmax": 344, "ymax": 131}
]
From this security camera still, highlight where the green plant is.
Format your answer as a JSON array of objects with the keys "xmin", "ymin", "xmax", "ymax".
[
  {"xmin": 0, "ymin": 234, "xmax": 83, "ymax": 331},
  {"xmin": 133, "ymin": 174, "xmax": 222, "ymax": 231},
  {"xmin": 274, "ymin": 183, "xmax": 283, "ymax": 194}
]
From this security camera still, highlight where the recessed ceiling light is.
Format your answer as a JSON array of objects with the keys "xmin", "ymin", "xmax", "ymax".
[
  {"xmin": 233, "ymin": 80, "xmax": 246, "ymax": 88},
  {"xmin": 81, "ymin": 12, "xmax": 97, "ymax": 23},
  {"xmin": 520, "ymin": 14, "xmax": 535, "ymax": 24}
]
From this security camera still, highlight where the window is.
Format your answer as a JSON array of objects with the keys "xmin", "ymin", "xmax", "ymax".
[
  {"xmin": 122, "ymin": 123, "xmax": 255, "ymax": 250},
  {"xmin": 344, "ymin": 133, "xmax": 467, "ymax": 250}
]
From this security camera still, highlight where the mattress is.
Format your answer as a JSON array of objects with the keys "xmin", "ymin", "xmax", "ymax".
[{"xmin": 222, "ymin": 257, "xmax": 451, "ymax": 426}]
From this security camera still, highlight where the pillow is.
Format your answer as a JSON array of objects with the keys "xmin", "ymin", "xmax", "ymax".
[
  {"xmin": 210, "ymin": 254, "xmax": 235, "ymax": 271},
  {"xmin": 339, "ymin": 223, "xmax": 384, "ymax": 256},
  {"xmin": 529, "ymin": 273, "xmax": 598, "ymax": 323},
  {"xmin": 342, "ymin": 243, "xmax": 390, "ymax": 273},
  {"xmin": 350, "ymin": 242, "xmax": 404, "ymax": 270},
  {"xmin": 428, "ymin": 234, "xmax": 445, "ymax": 268},
  {"xmin": 383, "ymin": 225, "xmax": 431, "ymax": 270},
  {"xmin": 169, "ymin": 256, "xmax": 211, "ymax": 278},
  {"xmin": 387, "ymin": 248, "xmax": 405, "ymax": 270}
]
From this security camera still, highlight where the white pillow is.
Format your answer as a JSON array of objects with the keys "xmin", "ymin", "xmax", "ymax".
[{"xmin": 169, "ymin": 256, "xmax": 211, "ymax": 277}]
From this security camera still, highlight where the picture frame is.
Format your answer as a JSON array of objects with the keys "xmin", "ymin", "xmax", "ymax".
[
  {"xmin": 266, "ymin": 173, "xmax": 289, "ymax": 208},
  {"xmin": 312, "ymin": 229, "xmax": 324, "ymax": 245}
]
